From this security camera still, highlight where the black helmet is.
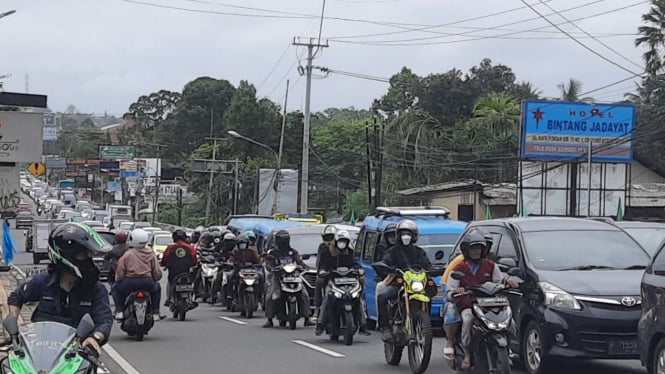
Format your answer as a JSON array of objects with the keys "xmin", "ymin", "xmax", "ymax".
[
  {"xmin": 384, "ymin": 223, "xmax": 398, "ymax": 241},
  {"xmin": 459, "ymin": 228, "xmax": 489, "ymax": 261},
  {"xmin": 48, "ymin": 222, "xmax": 112, "ymax": 279},
  {"xmin": 237, "ymin": 234, "xmax": 250, "ymax": 250},
  {"xmin": 172, "ymin": 229, "xmax": 187, "ymax": 243},
  {"xmin": 212, "ymin": 230, "xmax": 223, "ymax": 245},
  {"xmin": 200, "ymin": 232, "xmax": 213, "ymax": 246},
  {"xmin": 396, "ymin": 219, "xmax": 419, "ymax": 246},
  {"xmin": 274, "ymin": 229, "xmax": 290, "ymax": 249}
]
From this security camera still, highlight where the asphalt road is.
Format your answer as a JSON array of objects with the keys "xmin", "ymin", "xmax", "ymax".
[{"xmin": 6, "ymin": 197, "xmax": 649, "ymax": 374}]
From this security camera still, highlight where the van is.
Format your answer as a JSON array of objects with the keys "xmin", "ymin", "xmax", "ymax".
[{"xmin": 355, "ymin": 206, "xmax": 467, "ymax": 328}]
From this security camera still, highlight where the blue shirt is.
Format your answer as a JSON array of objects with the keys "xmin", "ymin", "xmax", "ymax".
[{"xmin": 7, "ymin": 273, "xmax": 113, "ymax": 341}]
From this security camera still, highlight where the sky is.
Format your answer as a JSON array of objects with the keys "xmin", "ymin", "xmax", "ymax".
[{"xmin": 0, "ymin": 0, "xmax": 653, "ymax": 116}]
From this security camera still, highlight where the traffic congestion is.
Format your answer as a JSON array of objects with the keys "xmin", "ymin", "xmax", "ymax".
[{"xmin": 0, "ymin": 172, "xmax": 662, "ymax": 374}]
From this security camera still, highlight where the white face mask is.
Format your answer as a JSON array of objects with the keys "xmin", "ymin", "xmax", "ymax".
[
  {"xmin": 400, "ymin": 234, "xmax": 412, "ymax": 246},
  {"xmin": 239, "ymin": 243, "xmax": 248, "ymax": 250},
  {"xmin": 337, "ymin": 241, "xmax": 347, "ymax": 249}
]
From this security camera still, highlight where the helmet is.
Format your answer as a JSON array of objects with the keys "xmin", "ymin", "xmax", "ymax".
[
  {"xmin": 459, "ymin": 228, "xmax": 489, "ymax": 261},
  {"xmin": 274, "ymin": 229, "xmax": 290, "ymax": 249},
  {"xmin": 243, "ymin": 230, "xmax": 257, "ymax": 244},
  {"xmin": 200, "ymin": 232, "xmax": 213, "ymax": 246},
  {"xmin": 223, "ymin": 232, "xmax": 236, "ymax": 242},
  {"xmin": 237, "ymin": 234, "xmax": 250, "ymax": 250},
  {"xmin": 48, "ymin": 222, "xmax": 112, "ymax": 279},
  {"xmin": 384, "ymin": 223, "xmax": 398, "ymax": 242},
  {"xmin": 194, "ymin": 226, "xmax": 204, "ymax": 233},
  {"xmin": 212, "ymin": 230, "xmax": 223, "ymax": 245},
  {"xmin": 335, "ymin": 230, "xmax": 351, "ymax": 250},
  {"xmin": 322, "ymin": 225, "xmax": 337, "ymax": 242},
  {"xmin": 209, "ymin": 226, "xmax": 221, "ymax": 233},
  {"xmin": 115, "ymin": 231, "xmax": 128, "ymax": 244},
  {"xmin": 396, "ymin": 219, "xmax": 418, "ymax": 246},
  {"xmin": 172, "ymin": 229, "xmax": 187, "ymax": 243},
  {"xmin": 128, "ymin": 229, "xmax": 150, "ymax": 248}
]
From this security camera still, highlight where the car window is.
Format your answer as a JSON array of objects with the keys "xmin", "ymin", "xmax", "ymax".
[
  {"xmin": 495, "ymin": 230, "xmax": 519, "ymax": 261},
  {"xmin": 288, "ymin": 234, "xmax": 320, "ymax": 255},
  {"xmin": 97, "ymin": 232, "xmax": 115, "ymax": 245},
  {"xmin": 363, "ymin": 231, "xmax": 378, "ymax": 263},
  {"xmin": 521, "ymin": 230, "xmax": 650, "ymax": 271},
  {"xmin": 354, "ymin": 228, "xmax": 364, "ymax": 260},
  {"xmin": 154, "ymin": 236, "xmax": 172, "ymax": 246},
  {"xmin": 622, "ymin": 227, "xmax": 665, "ymax": 257},
  {"xmin": 418, "ymin": 233, "xmax": 462, "ymax": 267}
]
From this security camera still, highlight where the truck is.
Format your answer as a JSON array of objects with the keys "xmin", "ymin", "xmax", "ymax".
[
  {"xmin": 106, "ymin": 204, "xmax": 133, "ymax": 218},
  {"xmin": 31, "ymin": 219, "xmax": 68, "ymax": 265}
]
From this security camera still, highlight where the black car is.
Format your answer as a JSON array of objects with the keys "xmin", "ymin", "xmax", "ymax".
[
  {"xmin": 638, "ymin": 239, "xmax": 665, "ymax": 373},
  {"xmin": 452, "ymin": 217, "xmax": 650, "ymax": 374},
  {"xmin": 615, "ymin": 221, "xmax": 665, "ymax": 257}
]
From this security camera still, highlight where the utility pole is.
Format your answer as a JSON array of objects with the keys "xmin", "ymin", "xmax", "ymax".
[
  {"xmin": 292, "ymin": 37, "xmax": 328, "ymax": 213},
  {"xmin": 140, "ymin": 142, "xmax": 165, "ymax": 225},
  {"xmin": 233, "ymin": 158, "xmax": 239, "ymax": 215},
  {"xmin": 204, "ymin": 137, "xmax": 225, "ymax": 226},
  {"xmin": 274, "ymin": 79, "xmax": 289, "ymax": 214}
]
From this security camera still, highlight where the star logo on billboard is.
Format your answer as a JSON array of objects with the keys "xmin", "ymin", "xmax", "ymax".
[{"xmin": 532, "ymin": 108, "xmax": 545, "ymax": 128}]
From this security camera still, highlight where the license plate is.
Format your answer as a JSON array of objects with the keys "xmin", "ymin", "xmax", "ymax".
[
  {"xmin": 334, "ymin": 277, "xmax": 357, "ymax": 285},
  {"xmin": 282, "ymin": 277, "xmax": 301, "ymax": 282},
  {"xmin": 477, "ymin": 297, "xmax": 509, "ymax": 307},
  {"xmin": 175, "ymin": 284, "xmax": 194, "ymax": 292},
  {"xmin": 607, "ymin": 339, "xmax": 639, "ymax": 355}
]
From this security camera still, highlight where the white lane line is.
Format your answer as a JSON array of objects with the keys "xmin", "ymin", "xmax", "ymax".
[
  {"xmin": 103, "ymin": 344, "xmax": 141, "ymax": 374},
  {"xmin": 219, "ymin": 316, "xmax": 248, "ymax": 325},
  {"xmin": 291, "ymin": 340, "xmax": 346, "ymax": 358}
]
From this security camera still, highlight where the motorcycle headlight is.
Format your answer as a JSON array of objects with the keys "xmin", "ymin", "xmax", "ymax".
[
  {"xmin": 334, "ymin": 291, "xmax": 343, "ymax": 298},
  {"xmin": 283, "ymin": 263, "xmax": 297, "ymax": 273},
  {"xmin": 244, "ymin": 278, "xmax": 256, "ymax": 286},
  {"xmin": 539, "ymin": 282, "xmax": 581, "ymax": 310},
  {"xmin": 411, "ymin": 280, "xmax": 424, "ymax": 292},
  {"xmin": 473, "ymin": 304, "xmax": 511, "ymax": 331}
]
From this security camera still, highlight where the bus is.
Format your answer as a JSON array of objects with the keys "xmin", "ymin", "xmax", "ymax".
[{"xmin": 57, "ymin": 180, "xmax": 76, "ymax": 190}]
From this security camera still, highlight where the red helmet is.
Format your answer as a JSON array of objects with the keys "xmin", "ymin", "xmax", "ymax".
[{"xmin": 115, "ymin": 231, "xmax": 128, "ymax": 244}]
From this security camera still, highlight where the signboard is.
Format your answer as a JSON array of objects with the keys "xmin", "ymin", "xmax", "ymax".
[
  {"xmin": 119, "ymin": 159, "xmax": 147, "ymax": 178},
  {"xmin": 99, "ymin": 145, "xmax": 135, "ymax": 160},
  {"xmin": 0, "ymin": 112, "xmax": 44, "ymax": 162},
  {"xmin": 0, "ymin": 164, "xmax": 20, "ymax": 212},
  {"xmin": 99, "ymin": 160, "xmax": 120, "ymax": 171},
  {"xmin": 27, "ymin": 162, "xmax": 45, "ymax": 177},
  {"xmin": 190, "ymin": 159, "xmax": 234, "ymax": 173},
  {"xmin": 66, "ymin": 158, "xmax": 99, "ymax": 165},
  {"xmin": 42, "ymin": 126, "xmax": 58, "ymax": 141},
  {"xmin": 159, "ymin": 184, "xmax": 187, "ymax": 203},
  {"xmin": 45, "ymin": 158, "xmax": 66, "ymax": 169},
  {"xmin": 521, "ymin": 100, "xmax": 636, "ymax": 162}
]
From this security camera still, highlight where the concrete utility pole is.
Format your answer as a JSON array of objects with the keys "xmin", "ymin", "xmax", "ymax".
[
  {"xmin": 292, "ymin": 37, "xmax": 328, "ymax": 213},
  {"xmin": 204, "ymin": 137, "xmax": 224, "ymax": 226}
]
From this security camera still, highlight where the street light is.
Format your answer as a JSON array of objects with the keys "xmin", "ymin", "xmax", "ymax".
[
  {"xmin": 227, "ymin": 130, "xmax": 281, "ymax": 214},
  {"xmin": 0, "ymin": 10, "xmax": 16, "ymax": 19}
]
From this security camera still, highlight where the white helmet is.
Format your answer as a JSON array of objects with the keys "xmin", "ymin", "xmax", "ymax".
[
  {"xmin": 335, "ymin": 230, "xmax": 351, "ymax": 250},
  {"xmin": 128, "ymin": 228, "xmax": 150, "ymax": 248}
]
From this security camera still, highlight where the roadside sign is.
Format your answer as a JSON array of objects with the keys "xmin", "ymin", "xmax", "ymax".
[
  {"xmin": 99, "ymin": 145, "xmax": 135, "ymax": 159},
  {"xmin": 27, "ymin": 162, "xmax": 45, "ymax": 177}
]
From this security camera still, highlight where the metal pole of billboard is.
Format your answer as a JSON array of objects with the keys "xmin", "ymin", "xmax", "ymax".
[{"xmin": 587, "ymin": 140, "xmax": 592, "ymax": 217}]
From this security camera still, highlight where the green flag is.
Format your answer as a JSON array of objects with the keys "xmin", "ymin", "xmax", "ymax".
[
  {"xmin": 616, "ymin": 198, "xmax": 623, "ymax": 221},
  {"xmin": 521, "ymin": 204, "xmax": 529, "ymax": 217},
  {"xmin": 485, "ymin": 206, "xmax": 492, "ymax": 220},
  {"xmin": 349, "ymin": 210, "xmax": 356, "ymax": 224}
]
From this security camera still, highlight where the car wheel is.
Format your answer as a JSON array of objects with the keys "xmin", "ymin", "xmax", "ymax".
[
  {"xmin": 649, "ymin": 338, "xmax": 665, "ymax": 374},
  {"xmin": 522, "ymin": 321, "xmax": 546, "ymax": 374}
]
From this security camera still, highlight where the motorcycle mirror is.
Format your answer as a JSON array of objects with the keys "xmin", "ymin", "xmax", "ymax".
[
  {"xmin": 75, "ymin": 314, "xmax": 95, "ymax": 339},
  {"xmin": 450, "ymin": 271, "xmax": 465, "ymax": 281},
  {"xmin": 507, "ymin": 267, "xmax": 524, "ymax": 278},
  {"xmin": 302, "ymin": 254, "xmax": 311, "ymax": 260},
  {"xmin": 434, "ymin": 251, "xmax": 444, "ymax": 260},
  {"xmin": 3, "ymin": 315, "xmax": 19, "ymax": 336}
]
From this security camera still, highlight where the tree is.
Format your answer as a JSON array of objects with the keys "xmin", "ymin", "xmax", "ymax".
[
  {"xmin": 636, "ymin": 0, "xmax": 665, "ymax": 76},
  {"xmin": 125, "ymin": 90, "xmax": 181, "ymax": 145},
  {"xmin": 557, "ymin": 79, "xmax": 593, "ymax": 102}
]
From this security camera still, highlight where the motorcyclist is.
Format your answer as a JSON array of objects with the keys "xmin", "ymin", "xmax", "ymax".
[
  {"xmin": 374, "ymin": 223, "xmax": 397, "ymax": 305},
  {"xmin": 314, "ymin": 225, "xmax": 336, "ymax": 321},
  {"xmin": 112, "ymin": 229, "xmax": 164, "ymax": 321},
  {"xmin": 315, "ymin": 230, "xmax": 370, "ymax": 336},
  {"xmin": 198, "ymin": 232, "xmax": 214, "ymax": 251},
  {"xmin": 7, "ymin": 222, "xmax": 113, "ymax": 353},
  {"xmin": 211, "ymin": 230, "xmax": 223, "ymax": 251},
  {"xmin": 213, "ymin": 232, "xmax": 237, "ymax": 303},
  {"xmin": 376, "ymin": 219, "xmax": 432, "ymax": 341},
  {"xmin": 191, "ymin": 226, "xmax": 204, "ymax": 246},
  {"xmin": 243, "ymin": 230, "xmax": 259, "ymax": 251},
  {"xmin": 446, "ymin": 228, "xmax": 519, "ymax": 369},
  {"xmin": 104, "ymin": 231, "xmax": 129, "ymax": 284},
  {"xmin": 230, "ymin": 234, "xmax": 263, "ymax": 315},
  {"xmin": 262, "ymin": 229, "xmax": 313, "ymax": 328},
  {"xmin": 162, "ymin": 229, "xmax": 198, "ymax": 307}
]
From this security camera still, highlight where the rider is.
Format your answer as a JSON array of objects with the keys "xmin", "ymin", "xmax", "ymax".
[
  {"xmin": 7, "ymin": 223, "xmax": 113, "ymax": 353},
  {"xmin": 162, "ymin": 229, "xmax": 198, "ymax": 307},
  {"xmin": 446, "ymin": 228, "xmax": 519, "ymax": 369},
  {"xmin": 374, "ymin": 223, "xmax": 398, "ymax": 305},
  {"xmin": 191, "ymin": 226, "xmax": 204, "ymax": 246},
  {"xmin": 243, "ymin": 230, "xmax": 258, "ymax": 250},
  {"xmin": 315, "ymin": 229, "xmax": 370, "ymax": 336},
  {"xmin": 314, "ymin": 225, "xmax": 336, "ymax": 321},
  {"xmin": 230, "ymin": 234, "xmax": 263, "ymax": 314},
  {"xmin": 112, "ymin": 229, "xmax": 163, "ymax": 320},
  {"xmin": 213, "ymin": 232, "xmax": 237, "ymax": 302},
  {"xmin": 104, "ymin": 231, "xmax": 129, "ymax": 284},
  {"xmin": 376, "ymin": 219, "xmax": 432, "ymax": 341},
  {"xmin": 262, "ymin": 229, "xmax": 313, "ymax": 328}
]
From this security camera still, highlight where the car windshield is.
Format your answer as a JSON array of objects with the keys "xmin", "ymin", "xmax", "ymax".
[
  {"xmin": 289, "ymin": 233, "xmax": 321, "ymax": 255},
  {"xmin": 621, "ymin": 227, "xmax": 665, "ymax": 256},
  {"xmin": 154, "ymin": 236, "xmax": 172, "ymax": 246},
  {"xmin": 19, "ymin": 322, "xmax": 76, "ymax": 372},
  {"xmin": 521, "ymin": 230, "xmax": 650, "ymax": 271},
  {"xmin": 418, "ymin": 233, "xmax": 462, "ymax": 268},
  {"xmin": 119, "ymin": 223, "xmax": 133, "ymax": 230},
  {"xmin": 97, "ymin": 232, "xmax": 115, "ymax": 245}
]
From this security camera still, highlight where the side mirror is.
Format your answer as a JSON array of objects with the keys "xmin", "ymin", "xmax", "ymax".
[
  {"xmin": 302, "ymin": 254, "xmax": 311, "ymax": 260},
  {"xmin": 450, "ymin": 271, "xmax": 465, "ymax": 281},
  {"xmin": 76, "ymin": 314, "xmax": 95, "ymax": 339},
  {"xmin": 507, "ymin": 267, "xmax": 525, "ymax": 278},
  {"xmin": 434, "ymin": 251, "xmax": 444, "ymax": 260},
  {"xmin": 3, "ymin": 315, "xmax": 19, "ymax": 336},
  {"xmin": 497, "ymin": 257, "xmax": 517, "ymax": 270}
]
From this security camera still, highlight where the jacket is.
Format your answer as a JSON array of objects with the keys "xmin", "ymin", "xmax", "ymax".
[
  {"xmin": 162, "ymin": 240, "xmax": 197, "ymax": 266},
  {"xmin": 230, "ymin": 246, "xmax": 261, "ymax": 267},
  {"xmin": 264, "ymin": 247, "xmax": 306, "ymax": 269},
  {"xmin": 116, "ymin": 246, "xmax": 162, "ymax": 282},
  {"xmin": 447, "ymin": 259, "xmax": 501, "ymax": 310},
  {"xmin": 7, "ymin": 273, "xmax": 112, "ymax": 342},
  {"xmin": 382, "ymin": 244, "xmax": 432, "ymax": 271},
  {"xmin": 161, "ymin": 241, "xmax": 197, "ymax": 279},
  {"xmin": 317, "ymin": 248, "xmax": 358, "ymax": 272}
]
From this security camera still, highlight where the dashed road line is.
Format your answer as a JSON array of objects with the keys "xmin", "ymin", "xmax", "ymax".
[
  {"xmin": 291, "ymin": 340, "xmax": 346, "ymax": 358},
  {"xmin": 219, "ymin": 316, "xmax": 248, "ymax": 325}
]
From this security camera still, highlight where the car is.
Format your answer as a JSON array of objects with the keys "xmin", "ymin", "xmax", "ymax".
[
  {"xmin": 90, "ymin": 227, "xmax": 115, "ymax": 280},
  {"xmin": 150, "ymin": 234, "xmax": 173, "ymax": 261},
  {"xmin": 453, "ymin": 217, "xmax": 651, "ymax": 374},
  {"xmin": 83, "ymin": 220, "xmax": 105, "ymax": 228},
  {"xmin": 639, "ymin": 238, "xmax": 665, "ymax": 373},
  {"xmin": 118, "ymin": 221, "xmax": 135, "ymax": 231},
  {"xmin": 133, "ymin": 221, "xmax": 152, "ymax": 229},
  {"xmin": 15, "ymin": 210, "xmax": 33, "ymax": 230},
  {"xmin": 615, "ymin": 221, "xmax": 665, "ymax": 257}
]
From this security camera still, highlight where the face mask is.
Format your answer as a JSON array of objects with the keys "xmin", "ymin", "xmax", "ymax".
[
  {"xmin": 400, "ymin": 234, "xmax": 412, "ymax": 246},
  {"xmin": 337, "ymin": 241, "xmax": 347, "ymax": 250},
  {"xmin": 239, "ymin": 243, "xmax": 248, "ymax": 250}
]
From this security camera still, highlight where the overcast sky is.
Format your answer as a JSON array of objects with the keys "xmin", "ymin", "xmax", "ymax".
[{"xmin": 0, "ymin": 0, "xmax": 651, "ymax": 116}]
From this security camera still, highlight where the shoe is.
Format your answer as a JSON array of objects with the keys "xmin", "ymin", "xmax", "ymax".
[
  {"xmin": 153, "ymin": 314, "xmax": 164, "ymax": 321},
  {"xmin": 381, "ymin": 328, "xmax": 392, "ymax": 342},
  {"xmin": 315, "ymin": 324, "xmax": 324, "ymax": 336},
  {"xmin": 164, "ymin": 301, "xmax": 172, "ymax": 307},
  {"xmin": 262, "ymin": 319, "xmax": 274, "ymax": 328},
  {"xmin": 240, "ymin": 311, "xmax": 247, "ymax": 317},
  {"xmin": 304, "ymin": 318, "xmax": 315, "ymax": 327},
  {"xmin": 114, "ymin": 312, "xmax": 123, "ymax": 320},
  {"xmin": 359, "ymin": 326, "xmax": 371, "ymax": 336}
]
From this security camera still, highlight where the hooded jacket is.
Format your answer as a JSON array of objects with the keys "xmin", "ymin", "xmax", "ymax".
[{"xmin": 116, "ymin": 246, "xmax": 163, "ymax": 282}]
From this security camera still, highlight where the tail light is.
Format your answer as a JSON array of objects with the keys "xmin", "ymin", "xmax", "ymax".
[{"xmin": 136, "ymin": 291, "xmax": 145, "ymax": 299}]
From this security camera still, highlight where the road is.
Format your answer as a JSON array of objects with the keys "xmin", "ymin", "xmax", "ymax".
[{"xmin": 6, "ymin": 197, "xmax": 648, "ymax": 373}]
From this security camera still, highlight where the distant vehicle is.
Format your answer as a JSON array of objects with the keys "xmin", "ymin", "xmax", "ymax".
[
  {"xmin": 615, "ymin": 221, "xmax": 665, "ymax": 257},
  {"xmin": 15, "ymin": 210, "xmax": 33, "ymax": 230},
  {"xmin": 57, "ymin": 179, "xmax": 76, "ymax": 190},
  {"xmin": 151, "ymin": 234, "xmax": 173, "ymax": 261},
  {"xmin": 83, "ymin": 220, "xmax": 104, "ymax": 228},
  {"xmin": 118, "ymin": 221, "xmax": 135, "ymax": 231}
]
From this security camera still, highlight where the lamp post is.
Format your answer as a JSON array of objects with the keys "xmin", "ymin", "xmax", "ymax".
[{"xmin": 227, "ymin": 130, "xmax": 281, "ymax": 214}]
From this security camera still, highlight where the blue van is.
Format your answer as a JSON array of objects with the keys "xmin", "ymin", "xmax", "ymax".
[{"xmin": 355, "ymin": 206, "xmax": 467, "ymax": 328}]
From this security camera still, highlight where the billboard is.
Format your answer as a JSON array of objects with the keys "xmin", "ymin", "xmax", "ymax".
[
  {"xmin": 99, "ymin": 145, "xmax": 135, "ymax": 159},
  {"xmin": 0, "ymin": 164, "xmax": 20, "ymax": 212},
  {"xmin": 0, "ymin": 112, "xmax": 44, "ymax": 162},
  {"xmin": 521, "ymin": 100, "xmax": 636, "ymax": 162}
]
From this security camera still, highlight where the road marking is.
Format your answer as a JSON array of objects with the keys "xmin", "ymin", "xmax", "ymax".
[
  {"xmin": 219, "ymin": 316, "xmax": 248, "ymax": 325},
  {"xmin": 291, "ymin": 340, "xmax": 346, "ymax": 358},
  {"xmin": 103, "ymin": 344, "xmax": 141, "ymax": 374}
]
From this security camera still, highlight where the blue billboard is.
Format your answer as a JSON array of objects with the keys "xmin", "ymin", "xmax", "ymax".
[{"xmin": 521, "ymin": 100, "xmax": 636, "ymax": 162}]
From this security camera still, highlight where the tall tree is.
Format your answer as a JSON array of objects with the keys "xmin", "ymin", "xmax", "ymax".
[
  {"xmin": 557, "ymin": 78, "xmax": 593, "ymax": 102},
  {"xmin": 636, "ymin": 0, "xmax": 665, "ymax": 76}
]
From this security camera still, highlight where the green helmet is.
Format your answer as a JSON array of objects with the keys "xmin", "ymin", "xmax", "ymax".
[
  {"xmin": 244, "ymin": 230, "xmax": 257, "ymax": 243},
  {"xmin": 48, "ymin": 222, "xmax": 112, "ymax": 279}
]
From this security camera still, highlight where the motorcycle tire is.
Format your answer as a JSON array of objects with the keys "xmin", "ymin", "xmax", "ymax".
[
  {"xmin": 172, "ymin": 309, "xmax": 178, "ymax": 319},
  {"xmin": 179, "ymin": 310, "xmax": 187, "ymax": 321},
  {"xmin": 492, "ymin": 345, "xmax": 511, "ymax": 374},
  {"xmin": 330, "ymin": 334, "xmax": 339, "ymax": 341},
  {"xmin": 344, "ymin": 310, "xmax": 354, "ymax": 346},
  {"xmin": 136, "ymin": 333, "xmax": 144, "ymax": 342},
  {"xmin": 407, "ymin": 310, "xmax": 432, "ymax": 374},
  {"xmin": 384, "ymin": 341, "xmax": 404, "ymax": 366},
  {"xmin": 288, "ymin": 302, "xmax": 297, "ymax": 330}
]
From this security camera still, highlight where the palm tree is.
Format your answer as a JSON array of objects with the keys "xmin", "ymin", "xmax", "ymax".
[
  {"xmin": 636, "ymin": 0, "xmax": 665, "ymax": 76},
  {"xmin": 558, "ymin": 79, "xmax": 594, "ymax": 103}
]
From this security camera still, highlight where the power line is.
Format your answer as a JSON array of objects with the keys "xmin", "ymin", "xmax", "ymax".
[{"xmin": 256, "ymin": 43, "xmax": 291, "ymax": 93}]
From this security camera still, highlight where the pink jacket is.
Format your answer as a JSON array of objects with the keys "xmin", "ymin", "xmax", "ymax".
[{"xmin": 116, "ymin": 246, "xmax": 162, "ymax": 282}]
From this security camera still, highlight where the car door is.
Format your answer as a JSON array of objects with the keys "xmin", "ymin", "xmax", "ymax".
[
  {"xmin": 359, "ymin": 230, "xmax": 380, "ymax": 320},
  {"xmin": 640, "ymin": 242, "xmax": 665, "ymax": 354}
]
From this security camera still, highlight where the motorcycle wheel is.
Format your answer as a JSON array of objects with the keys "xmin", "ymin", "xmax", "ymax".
[
  {"xmin": 343, "ymin": 310, "xmax": 354, "ymax": 346},
  {"xmin": 492, "ymin": 345, "xmax": 511, "ymax": 374},
  {"xmin": 136, "ymin": 333, "xmax": 144, "ymax": 341},
  {"xmin": 179, "ymin": 309, "xmax": 187, "ymax": 321},
  {"xmin": 172, "ymin": 309, "xmax": 178, "ymax": 319},
  {"xmin": 407, "ymin": 310, "xmax": 432, "ymax": 374},
  {"xmin": 245, "ymin": 294, "xmax": 255, "ymax": 319},
  {"xmin": 288, "ymin": 301, "xmax": 297, "ymax": 330},
  {"xmin": 384, "ymin": 341, "xmax": 404, "ymax": 366}
]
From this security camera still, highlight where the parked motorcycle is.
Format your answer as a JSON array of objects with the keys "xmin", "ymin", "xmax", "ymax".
[
  {"xmin": 275, "ymin": 263, "xmax": 306, "ymax": 330},
  {"xmin": 169, "ymin": 272, "xmax": 198, "ymax": 321},
  {"xmin": 0, "ymin": 314, "xmax": 102, "ymax": 374},
  {"xmin": 448, "ymin": 270, "xmax": 522, "ymax": 374},
  {"xmin": 237, "ymin": 264, "xmax": 261, "ymax": 318},
  {"xmin": 373, "ymin": 262, "xmax": 438, "ymax": 374},
  {"xmin": 119, "ymin": 289, "xmax": 155, "ymax": 341},
  {"xmin": 323, "ymin": 266, "xmax": 363, "ymax": 345}
]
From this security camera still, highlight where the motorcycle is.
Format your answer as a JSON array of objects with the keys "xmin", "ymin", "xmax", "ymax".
[
  {"xmin": 169, "ymin": 272, "xmax": 198, "ymax": 321},
  {"xmin": 373, "ymin": 262, "xmax": 438, "ymax": 374},
  {"xmin": 0, "ymin": 314, "xmax": 103, "ymax": 374},
  {"xmin": 119, "ymin": 289, "xmax": 155, "ymax": 341},
  {"xmin": 236, "ymin": 264, "xmax": 261, "ymax": 318},
  {"xmin": 448, "ymin": 270, "xmax": 522, "ymax": 374},
  {"xmin": 214, "ymin": 261, "xmax": 235, "ymax": 311},
  {"xmin": 274, "ymin": 263, "xmax": 306, "ymax": 330},
  {"xmin": 323, "ymin": 267, "xmax": 363, "ymax": 346},
  {"xmin": 195, "ymin": 252, "xmax": 219, "ymax": 304}
]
